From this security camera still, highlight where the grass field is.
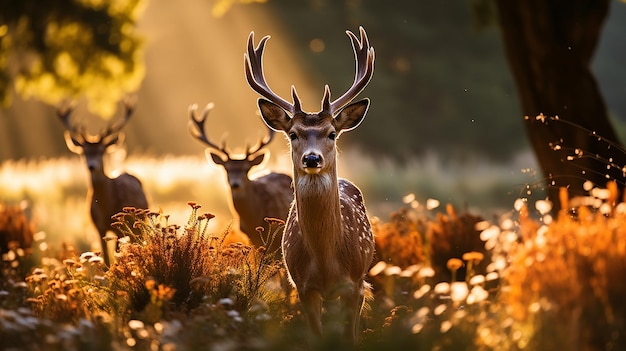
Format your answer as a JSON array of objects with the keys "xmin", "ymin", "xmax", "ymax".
[{"xmin": 3, "ymin": 152, "xmax": 623, "ymax": 350}]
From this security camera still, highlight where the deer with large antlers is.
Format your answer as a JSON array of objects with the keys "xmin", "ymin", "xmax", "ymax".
[
  {"xmin": 188, "ymin": 103, "xmax": 293, "ymax": 253},
  {"xmin": 57, "ymin": 102, "xmax": 148, "ymax": 266},
  {"xmin": 245, "ymin": 27, "xmax": 375, "ymax": 345}
]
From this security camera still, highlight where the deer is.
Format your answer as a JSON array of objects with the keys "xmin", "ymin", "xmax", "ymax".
[
  {"xmin": 188, "ymin": 103, "xmax": 294, "ymax": 254},
  {"xmin": 244, "ymin": 26, "xmax": 376, "ymax": 345},
  {"xmin": 57, "ymin": 102, "xmax": 148, "ymax": 266}
]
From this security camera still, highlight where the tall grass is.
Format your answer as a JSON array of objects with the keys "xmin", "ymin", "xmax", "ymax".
[
  {"xmin": 0, "ymin": 151, "xmax": 541, "ymax": 252},
  {"xmin": 13, "ymin": 150, "xmax": 623, "ymax": 350},
  {"xmin": 2, "ymin": 180, "xmax": 626, "ymax": 349}
]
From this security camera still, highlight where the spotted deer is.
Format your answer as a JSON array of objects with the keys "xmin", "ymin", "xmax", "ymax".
[
  {"xmin": 57, "ymin": 102, "xmax": 148, "ymax": 265},
  {"xmin": 188, "ymin": 103, "xmax": 293, "ymax": 253},
  {"xmin": 245, "ymin": 27, "xmax": 375, "ymax": 344}
]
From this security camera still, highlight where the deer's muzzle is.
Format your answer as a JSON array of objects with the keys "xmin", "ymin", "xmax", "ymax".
[{"xmin": 302, "ymin": 153, "xmax": 322, "ymax": 174}]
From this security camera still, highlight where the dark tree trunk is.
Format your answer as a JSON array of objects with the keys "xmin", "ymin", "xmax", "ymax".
[{"xmin": 495, "ymin": 0, "xmax": 625, "ymax": 211}]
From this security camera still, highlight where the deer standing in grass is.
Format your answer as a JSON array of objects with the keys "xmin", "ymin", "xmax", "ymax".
[
  {"xmin": 245, "ymin": 26, "xmax": 375, "ymax": 345},
  {"xmin": 57, "ymin": 102, "xmax": 148, "ymax": 266},
  {"xmin": 188, "ymin": 103, "xmax": 293, "ymax": 253}
]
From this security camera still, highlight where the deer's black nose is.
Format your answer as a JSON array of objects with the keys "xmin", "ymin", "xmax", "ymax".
[{"xmin": 303, "ymin": 154, "xmax": 322, "ymax": 168}]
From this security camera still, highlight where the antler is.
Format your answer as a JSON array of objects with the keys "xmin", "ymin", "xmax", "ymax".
[
  {"xmin": 56, "ymin": 102, "xmax": 82, "ymax": 133},
  {"xmin": 245, "ymin": 27, "xmax": 374, "ymax": 118},
  {"xmin": 56, "ymin": 101, "xmax": 134, "ymax": 142},
  {"xmin": 188, "ymin": 103, "xmax": 229, "ymax": 155},
  {"xmin": 100, "ymin": 101, "xmax": 135, "ymax": 139},
  {"xmin": 321, "ymin": 26, "xmax": 375, "ymax": 116},
  {"xmin": 245, "ymin": 128, "xmax": 275, "ymax": 158},
  {"xmin": 244, "ymin": 32, "xmax": 303, "ymax": 116}
]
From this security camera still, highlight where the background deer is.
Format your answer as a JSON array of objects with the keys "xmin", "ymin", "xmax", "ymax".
[
  {"xmin": 57, "ymin": 102, "xmax": 148, "ymax": 266},
  {"xmin": 245, "ymin": 27, "xmax": 375, "ymax": 345},
  {"xmin": 188, "ymin": 103, "xmax": 293, "ymax": 253}
]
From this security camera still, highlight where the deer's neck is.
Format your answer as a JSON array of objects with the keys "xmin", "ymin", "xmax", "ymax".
[
  {"xmin": 293, "ymin": 166, "xmax": 342, "ymax": 253},
  {"xmin": 231, "ymin": 182, "xmax": 259, "ymax": 223},
  {"xmin": 89, "ymin": 169, "xmax": 115, "ymax": 203}
]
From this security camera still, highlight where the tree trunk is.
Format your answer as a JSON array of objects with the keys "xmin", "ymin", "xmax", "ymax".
[{"xmin": 495, "ymin": 0, "xmax": 625, "ymax": 211}]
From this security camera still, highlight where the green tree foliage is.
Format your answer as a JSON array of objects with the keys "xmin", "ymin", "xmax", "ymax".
[{"xmin": 0, "ymin": 0, "xmax": 146, "ymax": 118}]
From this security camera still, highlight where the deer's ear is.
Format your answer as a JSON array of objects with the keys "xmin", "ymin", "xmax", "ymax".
[
  {"xmin": 64, "ymin": 131, "xmax": 84, "ymax": 154},
  {"xmin": 334, "ymin": 98, "xmax": 369, "ymax": 132},
  {"xmin": 258, "ymin": 99, "xmax": 290, "ymax": 132},
  {"xmin": 207, "ymin": 149, "xmax": 227, "ymax": 166}
]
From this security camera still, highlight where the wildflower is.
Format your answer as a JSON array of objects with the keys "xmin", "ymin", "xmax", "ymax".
[
  {"xmin": 434, "ymin": 282, "xmax": 450, "ymax": 295},
  {"xmin": 264, "ymin": 217, "xmax": 285, "ymax": 225},
  {"xmin": 413, "ymin": 284, "xmax": 431, "ymax": 299},
  {"xmin": 426, "ymin": 198, "xmax": 440, "ymax": 210},
  {"xmin": 462, "ymin": 251, "xmax": 484, "ymax": 263},
  {"xmin": 480, "ymin": 225, "xmax": 500, "ymax": 242},
  {"xmin": 122, "ymin": 207, "xmax": 137, "ymax": 213},
  {"xmin": 418, "ymin": 267, "xmax": 435, "ymax": 279},
  {"xmin": 218, "ymin": 297, "xmax": 234, "ymax": 308},
  {"xmin": 88, "ymin": 256, "xmax": 104, "ymax": 264},
  {"xmin": 469, "ymin": 274, "xmax": 485, "ymax": 286},
  {"xmin": 402, "ymin": 193, "xmax": 416, "ymax": 204},
  {"xmin": 187, "ymin": 201, "xmax": 201, "ymax": 210},
  {"xmin": 145, "ymin": 277, "xmax": 157, "ymax": 290},
  {"xmin": 433, "ymin": 304, "xmax": 447, "ymax": 316},
  {"xmin": 369, "ymin": 261, "xmax": 387, "ymax": 276},
  {"xmin": 450, "ymin": 282, "xmax": 469, "ymax": 303},
  {"xmin": 467, "ymin": 285, "xmax": 489, "ymax": 304},
  {"xmin": 384, "ymin": 265, "xmax": 402, "ymax": 276},
  {"xmin": 199, "ymin": 212, "xmax": 215, "ymax": 221},
  {"xmin": 485, "ymin": 271, "xmax": 499, "ymax": 281},
  {"xmin": 128, "ymin": 320, "xmax": 145, "ymax": 330},
  {"xmin": 400, "ymin": 264, "xmax": 420, "ymax": 277},
  {"xmin": 559, "ymin": 186, "xmax": 570, "ymax": 210},
  {"xmin": 462, "ymin": 251, "xmax": 484, "ymax": 280},
  {"xmin": 535, "ymin": 199, "xmax": 552, "ymax": 215},
  {"xmin": 514, "ymin": 198, "xmax": 526, "ymax": 212},
  {"xmin": 446, "ymin": 258, "xmax": 463, "ymax": 282},
  {"xmin": 440, "ymin": 320, "xmax": 453, "ymax": 333},
  {"xmin": 79, "ymin": 252, "xmax": 95, "ymax": 263}
]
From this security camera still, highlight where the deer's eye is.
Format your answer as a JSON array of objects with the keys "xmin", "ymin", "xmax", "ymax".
[
  {"xmin": 328, "ymin": 132, "xmax": 337, "ymax": 140},
  {"xmin": 289, "ymin": 132, "xmax": 297, "ymax": 141}
]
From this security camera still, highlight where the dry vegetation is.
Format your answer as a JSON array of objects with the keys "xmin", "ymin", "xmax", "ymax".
[{"xmin": 2, "ymin": 176, "xmax": 626, "ymax": 350}]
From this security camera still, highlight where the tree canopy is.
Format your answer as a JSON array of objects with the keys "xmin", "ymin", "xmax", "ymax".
[{"xmin": 0, "ymin": 0, "xmax": 146, "ymax": 117}]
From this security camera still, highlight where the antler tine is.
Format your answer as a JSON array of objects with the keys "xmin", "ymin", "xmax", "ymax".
[
  {"xmin": 188, "ymin": 103, "xmax": 229, "ymax": 154},
  {"xmin": 56, "ymin": 104, "xmax": 76, "ymax": 131},
  {"xmin": 56, "ymin": 102, "xmax": 91, "ymax": 142},
  {"xmin": 245, "ymin": 32, "xmax": 301, "ymax": 116},
  {"xmin": 101, "ymin": 101, "xmax": 136, "ymax": 138},
  {"xmin": 246, "ymin": 127, "xmax": 276, "ymax": 157},
  {"xmin": 324, "ymin": 26, "xmax": 375, "ymax": 115}
]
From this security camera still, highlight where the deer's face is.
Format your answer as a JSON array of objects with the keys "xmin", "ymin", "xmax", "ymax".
[
  {"xmin": 258, "ymin": 99, "xmax": 370, "ymax": 177},
  {"xmin": 286, "ymin": 114, "xmax": 337, "ymax": 175},
  {"xmin": 82, "ymin": 142, "xmax": 108, "ymax": 173},
  {"xmin": 210, "ymin": 152, "xmax": 265, "ymax": 191},
  {"xmin": 65, "ymin": 132, "xmax": 119, "ymax": 174}
]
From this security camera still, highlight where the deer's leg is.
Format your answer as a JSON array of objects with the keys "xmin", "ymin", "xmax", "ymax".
[
  {"xmin": 341, "ymin": 282, "xmax": 363, "ymax": 345},
  {"xmin": 300, "ymin": 289, "xmax": 323, "ymax": 337},
  {"xmin": 99, "ymin": 230, "xmax": 111, "ymax": 266}
]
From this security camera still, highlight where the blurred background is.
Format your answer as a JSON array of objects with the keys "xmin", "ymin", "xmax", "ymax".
[{"xmin": 0, "ymin": 0, "xmax": 624, "ymax": 250}]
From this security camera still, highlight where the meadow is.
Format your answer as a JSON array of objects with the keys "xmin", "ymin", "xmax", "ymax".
[{"xmin": 1, "ymin": 152, "xmax": 624, "ymax": 350}]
